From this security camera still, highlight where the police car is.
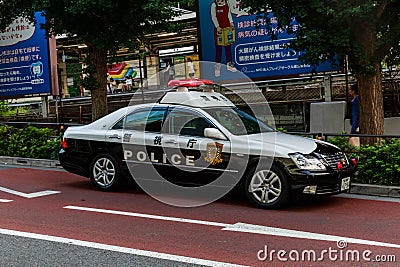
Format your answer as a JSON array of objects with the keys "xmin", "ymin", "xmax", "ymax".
[{"xmin": 59, "ymin": 80, "xmax": 356, "ymax": 209}]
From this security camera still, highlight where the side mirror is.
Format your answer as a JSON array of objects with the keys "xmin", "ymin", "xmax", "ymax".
[{"xmin": 204, "ymin": 128, "xmax": 227, "ymax": 140}]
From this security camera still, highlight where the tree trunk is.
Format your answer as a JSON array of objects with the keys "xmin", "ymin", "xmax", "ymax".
[
  {"xmin": 348, "ymin": 16, "xmax": 385, "ymax": 145},
  {"xmin": 87, "ymin": 43, "xmax": 108, "ymax": 121},
  {"xmin": 355, "ymin": 63, "xmax": 384, "ymax": 145}
]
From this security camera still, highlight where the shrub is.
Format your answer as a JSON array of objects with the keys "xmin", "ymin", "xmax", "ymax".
[
  {"xmin": 0, "ymin": 101, "xmax": 10, "ymax": 113},
  {"xmin": 0, "ymin": 124, "xmax": 61, "ymax": 160},
  {"xmin": 327, "ymin": 136, "xmax": 400, "ymax": 186},
  {"xmin": 68, "ymin": 86, "xmax": 81, "ymax": 97}
]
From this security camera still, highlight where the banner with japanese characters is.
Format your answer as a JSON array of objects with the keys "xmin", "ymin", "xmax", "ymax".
[
  {"xmin": 198, "ymin": 0, "xmax": 341, "ymax": 82},
  {"xmin": 0, "ymin": 12, "xmax": 51, "ymax": 98}
]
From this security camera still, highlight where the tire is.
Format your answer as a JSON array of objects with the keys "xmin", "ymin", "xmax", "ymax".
[
  {"xmin": 90, "ymin": 153, "xmax": 122, "ymax": 191},
  {"xmin": 244, "ymin": 164, "xmax": 290, "ymax": 209}
]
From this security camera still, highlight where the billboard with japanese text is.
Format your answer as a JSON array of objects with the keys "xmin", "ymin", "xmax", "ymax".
[
  {"xmin": 198, "ymin": 0, "xmax": 341, "ymax": 82},
  {"xmin": 0, "ymin": 12, "xmax": 51, "ymax": 98}
]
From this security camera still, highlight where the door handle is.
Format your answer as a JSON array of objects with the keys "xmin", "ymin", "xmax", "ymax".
[
  {"xmin": 165, "ymin": 139, "xmax": 178, "ymax": 144},
  {"xmin": 108, "ymin": 134, "xmax": 121, "ymax": 139}
]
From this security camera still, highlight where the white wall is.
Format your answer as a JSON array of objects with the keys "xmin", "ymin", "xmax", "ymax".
[
  {"xmin": 344, "ymin": 118, "xmax": 400, "ymax": 135},
  {"xmin": 310, "ymin": 101, "xmax": 347, "ymax": 133},
  {"xmin": 310, "ymin": 101, "xmax": 400, "ymax": 135}
]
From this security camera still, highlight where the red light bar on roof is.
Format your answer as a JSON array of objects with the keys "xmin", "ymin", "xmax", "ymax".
[{"xmin": 167, "ymin": 79, "xmax": 214, "ymax": 87}]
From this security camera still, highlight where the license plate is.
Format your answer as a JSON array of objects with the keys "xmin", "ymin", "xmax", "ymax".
[{"xmin": 341, "ymin": 177, "xmax": 351, "ymax": 191}]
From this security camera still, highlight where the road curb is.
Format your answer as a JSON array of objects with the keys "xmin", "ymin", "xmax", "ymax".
[
  {"xmin": 0, "ymin": 156, "xmax": 399, "ymax": 198},
  {"xmin": 0, "ymin": 156, "xmax": 62, "ymax": 168},
  {"xmin": 350, "ymin": 183, "xmax": 400, "ymax": 198}
]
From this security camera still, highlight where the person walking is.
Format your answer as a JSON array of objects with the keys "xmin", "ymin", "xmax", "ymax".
[
  {"xmin": 108, "ymin": 78, "xmax": 116, "ymax": 94},
  {"xmin": 125, "ymin": 76, "xmax": 133, "ymax": 91},
  {"xmin": 187, "ymin": 58, "xmax": 196, "ymax": 79},
  {"xmin": 349, "ymin": 83, "xmax": 359, "ymax": 134},
  {"xmin": 79, "ymin": 74, "xmax": 85, "ymax": 96},
  {"xmin": 166, "ymin": 61, "xmax": 175, "ymax": 82},
  {"xmin": 349, "ymin": 83, "xmax": 360, "ymax": 146}
]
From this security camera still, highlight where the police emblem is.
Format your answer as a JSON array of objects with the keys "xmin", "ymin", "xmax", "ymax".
[
  {"xmin": 123, "ymin": 133, "xmax": 132, "ymax": 142},
  {"xmin": 204, "ymin": 142, "xmax": 223, "ymax": 165}
]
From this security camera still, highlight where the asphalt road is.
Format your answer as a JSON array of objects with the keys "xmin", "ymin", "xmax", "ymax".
[
  {"xmin": 0, "ymin": 235, "xmax": 202, "ymax": 267},
  {"xmin": 0, "ymin": 165, "xmax": 399, "ymax": 266}
]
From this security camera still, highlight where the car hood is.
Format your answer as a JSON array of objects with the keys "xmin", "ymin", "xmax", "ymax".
[{"xmin": 230, "ymin": 131, "xmax": 320, "ymax": 158}]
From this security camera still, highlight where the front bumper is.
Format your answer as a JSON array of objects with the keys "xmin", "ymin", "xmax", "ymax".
[{"xmin": 290, "ymin": 167, "xmax": 356, "ymax": 195}]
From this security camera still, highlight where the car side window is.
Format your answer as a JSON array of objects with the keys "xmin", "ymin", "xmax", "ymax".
[
  {"xmin": 112, "ymin": 109, "xmax": 165, "ymax": 132},
  {"xmin": 165, "ymin": 109, "xmax": 214, "ymax": 137},
  {"xmin": 112, "ymin": 118, "xmax": 124, "ymax": 130}
]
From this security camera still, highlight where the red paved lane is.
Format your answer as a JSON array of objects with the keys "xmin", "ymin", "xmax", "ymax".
[{"xmin": 0, "ymin": 168, "xmax": 399, "ymax": 266}]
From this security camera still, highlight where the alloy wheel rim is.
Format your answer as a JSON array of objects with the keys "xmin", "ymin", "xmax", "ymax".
[
  {"xmin": 248, "ymin": 170, "xmax": 282, "ymax": 204},
  {"xmin": 93, "ymin": 158, "xmax": 116, "ymax": 187}
]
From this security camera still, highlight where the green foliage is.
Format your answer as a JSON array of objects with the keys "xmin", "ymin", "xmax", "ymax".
[
  {"xmin": 0, "ymin": 101, "xmax": 30, "ymax": 117},
  {"xmin": 328, "ymin": 136, "xmax": 400, "ymax": 186},
  {"xmin": 33, "ymin": 1, "xmax": 186, "ymax": 53},
  {"xmin": 0, "ymin": 0, "xmax": 35, "ymax": 30},
  {"xmin": 66, "ymin": 62, "xmax": 84, "ymax": 97},
  {"xmin": 80, "ymin": 63, "xmax": 98, "ymax": 91},
  {"xmin": 242, "ymin": 0, "xmax": 397, "ymax": 139},
  {"xmin": 0, "ymin": 0, "xmax": 189, "ymax": 121},
  {"xmin": 356, "ymin": 140, "xmax": 400, "ymax": 186},
  {"xmin": 326, "ymin": 134, "xmax": 356, "ymax": 156},
  {"xmin": 0, "ymin": 101, "xmax": 10, "ymax": 113},
  {"xmin": 68, "ymin": 86, "xmax": 80, "ymax": 97},
  {"xmin": 0, "ymin": 124, "xmax": 61, "ymax": 160}
]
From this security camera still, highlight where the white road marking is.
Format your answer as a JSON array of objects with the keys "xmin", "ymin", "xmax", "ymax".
[
  {"xmin": 0, "ymin": 186, "xmax": 60, "ymax": 198},
  {"xmin": 222, "ymin": 223, "xmax": 400, "ymax": 249},
  {"xmin": 0, "ymin": 228, "xmax": 248, "ymax": 267},
  {"xmin": 64, "ymin": 205, "xmax": 400, "ymax": 249},
  {"xmin": 0, "ymin": 199, "xmax": 13, "ymax": 203},
  {"xmin": 64, "ymin": 205, "xmax": 229, "ymax": 227}
]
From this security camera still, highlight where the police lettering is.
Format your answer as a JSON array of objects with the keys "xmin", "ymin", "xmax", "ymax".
[{"xmin": 124, "ymin": 150, "xmax": 195, "ymax": 166}]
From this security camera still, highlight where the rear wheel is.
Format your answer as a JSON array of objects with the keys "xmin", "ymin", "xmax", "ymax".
[
  {"xmin": 90, "ymin": 153, "xmax": 121, "ymax": 191},
  {"xmin": 244, "ymin": 164, "xmax": 290, "ymax": 209}
]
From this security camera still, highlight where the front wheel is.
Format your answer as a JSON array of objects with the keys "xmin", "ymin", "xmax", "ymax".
[
  {"xmin": 90, "ymin": 153, "xmax": 121, "ymax": 191},
  {"xmin": 244, "ymin": 164, "xmax": 290, "ymax": 209}
]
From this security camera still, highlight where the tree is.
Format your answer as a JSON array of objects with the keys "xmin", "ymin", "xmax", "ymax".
[
  {"xmin": 1, "ymin": 0, "xmax": 184, "ymax": 121},
  {"xmin": 242, "ymin": 0, "xmax": 400, "ymax": 144}
]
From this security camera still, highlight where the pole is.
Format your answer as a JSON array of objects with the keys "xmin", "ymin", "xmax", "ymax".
[
  {"xmin": 139, "ymin": 54, "xmax": 144, "ymax": 87},
  {"xmin": 323, "ymin": 75, "xmax": 332, "ymax": 102},
  {"xmin": 55, "ymin": 96, "xmax": 59, "ymax": 124},
  {"xmin": 41, "ymin": 96, "xmax": 49, "ymax": 118},
  {"xmin": 345, "ymin": 55, "xmax": 350, "ymax": 117}
]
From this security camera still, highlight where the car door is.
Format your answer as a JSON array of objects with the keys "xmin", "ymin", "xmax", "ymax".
[
  {"xmin": 106, "ymin": 107, "xmax": 167, "ymax": 178},
  {"xmin": 161, "ymin": 107, "xmax": 233, "ymax": 186}
]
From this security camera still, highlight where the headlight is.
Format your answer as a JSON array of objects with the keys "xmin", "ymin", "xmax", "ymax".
[{"xmin": 289, "ymin": 153, "xmax": 326, "ymax": 171}]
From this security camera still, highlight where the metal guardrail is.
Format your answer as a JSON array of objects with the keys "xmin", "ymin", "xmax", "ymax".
[
  {"xmin": 3, "ymin": 122, "xmax": 400, "ymax": 139},
  {"xmin": 287, "ymin": 132, "xmax": 400, "ymax": 142},
  {"xmin": 1, "ymin": 121, "xmax": 82, "ymax": 129}
]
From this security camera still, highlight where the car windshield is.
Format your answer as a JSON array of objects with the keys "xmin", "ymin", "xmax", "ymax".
[{"xmin": 205, "ymin": 107, "xmax": 275, "ymax": 135}]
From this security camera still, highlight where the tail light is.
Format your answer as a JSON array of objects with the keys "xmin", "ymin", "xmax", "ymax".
[{"xmin": 61, "ymin": 137, "xmax": 68, "ymax": 149}]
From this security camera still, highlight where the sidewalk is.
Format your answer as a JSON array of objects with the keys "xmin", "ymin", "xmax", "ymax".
[
  {"xmin": 0, "ymin": 156, "xmax": 399, "ymax": 198},
  {"xmin": 0, "ymin": 156, "xmax": 62, "ymax": 169}
]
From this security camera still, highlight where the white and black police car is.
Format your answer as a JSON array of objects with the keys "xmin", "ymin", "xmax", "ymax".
[{"xmin": 59, "ymin": 79, "xmax": 356, "ymax": 209}]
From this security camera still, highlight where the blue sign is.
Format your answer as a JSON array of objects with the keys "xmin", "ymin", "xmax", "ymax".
[
  {"xmin": 198, "ymin": 0, "xmax": 340, "ymax": 81},
  {"xmin": 0, "ymin": 12, "xmax": 51, "ymax": 98}
]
